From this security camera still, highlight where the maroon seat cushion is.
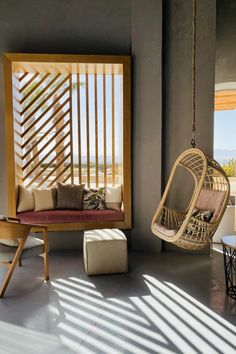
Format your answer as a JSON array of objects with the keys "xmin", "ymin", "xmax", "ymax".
[{"xmin": 16, "ymin": 209, "xmax": 124, "ymax": 224}]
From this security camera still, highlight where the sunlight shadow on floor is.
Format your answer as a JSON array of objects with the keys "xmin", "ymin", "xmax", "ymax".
[{"xmin": 49, "ymin": 275, "xmax": 236, "ymax": 354}]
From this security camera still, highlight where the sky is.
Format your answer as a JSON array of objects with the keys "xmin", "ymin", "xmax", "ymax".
[{"xmin": 214, "ymin": 110, "xmax": 236, "ymax": 150}]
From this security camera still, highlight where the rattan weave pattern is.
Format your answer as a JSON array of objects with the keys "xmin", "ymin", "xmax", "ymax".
[{"xmin": 151, "ymin": 148, "xmax": 230, "ymax": 250}]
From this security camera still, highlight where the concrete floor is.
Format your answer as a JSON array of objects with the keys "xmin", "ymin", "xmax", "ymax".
[{"xmin": 0, "ymin": 249, "xmax": 235, "ymax": 354}]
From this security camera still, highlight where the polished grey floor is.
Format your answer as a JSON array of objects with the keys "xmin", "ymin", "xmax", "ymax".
[{"xmin": 0, "ymin": 249, "xmax": 235, "ymax": 354}]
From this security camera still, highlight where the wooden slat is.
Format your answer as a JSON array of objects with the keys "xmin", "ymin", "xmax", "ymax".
[
  {"xmin": 122, "ymin": 57, "xmax": 132, "ymax": 228},
  {"xmin": 23, "ymin": 132, "xmax": 70, "ymax": 178},
  {"xmin": 37, "ymin": 153, "xmax": 71, "ymax": 187},
  {"xmin": 22, "ymin": 98, "xmax": 69, "ymax": 148},
  {"xmin": 103, "ymin": 67, "xmax": 107, "ymax": 186},
  {"xmin": 215, "ymin": 90, "xmax": 236, "ymax": 111},
  {"xmin": 20, "ymin": 73, "xmax": 50, "ymax": 104},
  {"xmin": 21, "ymin": 74, "xmax": 69, "ymax": 126},
  {"xmin": 20, "ymin": 73, "xmax": 39, "ymax": 93},
  {"xmin": 48, "ymin": 164, "xmax": 71, "ymax": 187},
  {"xmin": 15, "ymin": 152, "xmax": 22, "ymax": 160},
  {"xmin": 21, "ymin": 74, "xmax": 62, "ymax": 114},
  {"xmin": 14, "ymin": 130, "xmax": 21, "ymax": 138},
  {"xmin": 22, "ymin": 120, "xmax": 70, "ymax": 170},
  {"xmin": 215, "ymin": 90, "xmax": 236, "ymax": 98},
  {"xmin": 22, "ymin": 108, "xmax": 70, "ymax": 159},
  {"xmin": 25, "ymin": 142, "xmax": 70, "ymax": 186},
  {"xmin": 86, "ymin": 72, "xmax": 90, "ymax": 187},
  {"xmin": 77, "ymin": 74, "xmax": 82, "ymax": 184},
  {"xmin": 19, "ymin": 72, "xmax": 29, "ymax": 82},
  {"xmin": 22, "ymin": 87, "xmax": 69, "ymax": 138},
  {"xmin": 94, "ymin": 71, "xmax": 99, "ymax": 187},
  {"xmin": 112, "ymin": 67, "xmax": 115, "ymax": 186},
  {"xmin": 215, "ymin": 104, "xmax": 236, "ymax": 111},
  {"xmin": 62, "ymin": 173, "xmax": 71, "ymax": 184},
  {"xmin": 69, "ymin": 74, "xmax": 74, "ymax": 184}
]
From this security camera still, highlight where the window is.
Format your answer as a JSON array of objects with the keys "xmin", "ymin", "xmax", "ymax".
[
  {"xmin": 4, "ymin": 54, "xmax": 131, "ymax": 226},
  {"xmin": 214, "ymin": 84, "xmax": 236, "ymax": 198}
]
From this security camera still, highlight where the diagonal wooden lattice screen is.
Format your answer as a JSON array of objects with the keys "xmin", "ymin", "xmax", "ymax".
[
  {"xmin": 11, "ymin": 63, "xmax": 124, "ymax": 190},
  {"xmin": 13, "ymin": 72, "xmax": 74, "ymax": 188}
]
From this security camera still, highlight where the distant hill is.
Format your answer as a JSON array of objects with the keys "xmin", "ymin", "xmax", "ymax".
[{"xmin": 214, "ymin": 149, "xmax": 236, "ymax": 163}]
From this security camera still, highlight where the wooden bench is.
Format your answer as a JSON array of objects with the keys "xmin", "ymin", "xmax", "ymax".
[{"xmin": 16, "ymin": 209, "xmax": 127, "ymax": 232}]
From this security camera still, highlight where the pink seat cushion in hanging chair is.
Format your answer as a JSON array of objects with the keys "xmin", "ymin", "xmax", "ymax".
[{"xmin": 195, "ymin": 188, "xmax": 226, "ymax": 222}]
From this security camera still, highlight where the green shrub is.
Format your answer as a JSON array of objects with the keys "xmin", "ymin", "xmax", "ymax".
[{"xmin": 222, "ymin": 158, "xmax": 236, "ymax": 177}]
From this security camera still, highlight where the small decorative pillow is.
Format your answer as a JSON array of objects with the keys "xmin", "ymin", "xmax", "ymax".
[
  {"xmin": 83, "ymin": 188, "xmax": 106, "ymax": 210},
  {"xmin": 17, "ymin": 185, "xmax": 35, "ymax": 212},
  {"xmin": 33, "ymin": 188, "xmax": 54, "ymax": 211},
  {"xmin": 57, "ymin": 183, "xmax": 85, "ymax": 210},
  {"xmin": 192, "ymin": 208, "xmax": 215, "ymax": 223},
  {"xmin": 105, "ymin": 185, "xmax": 122, "ymax": 211}
]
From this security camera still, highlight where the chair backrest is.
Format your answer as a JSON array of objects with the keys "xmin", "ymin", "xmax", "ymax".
[
  {"xmin": 195, "ymin": 188, "xmax": 227, "ymax": 222},
  {"xmin": 0, "ymin": 221, "xmax": 31, "ymax": 241}
]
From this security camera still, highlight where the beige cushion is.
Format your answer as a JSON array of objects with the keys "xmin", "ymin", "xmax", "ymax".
[
  {"xmin": 105, "ymin": 185, "xmax": 122, "ymax": 211},
  {"xmin": 0, "ymin": 239, "xmax": 19, "ymax": 247},
  {"xmin": 153, "ymin": 223, "xmax": 178, "ymax": 237},
  {"xmin": 33, "ymin": 188, "xmax": 54, "ymax": 211},
  {"xmin": 84, "ymin": 229, "xmax": 128, "ymax": 275},
  {"xmin": 17, "ymin": 185, "xmax": 34, "ymax": 213},
  {"xmin": 195, "ymin": 188, "xmax": 226, "ymax": 222}
]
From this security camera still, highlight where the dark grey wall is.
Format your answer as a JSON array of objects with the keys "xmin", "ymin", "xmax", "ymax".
[
  {"xmin": 0, "ymin": 0, "xmax": 163, "ymax": 251},
  {"xmin": 162, "ymin": 0, "xmax": 216, "ymax": 251},
  {"xmin": 215, "ymin": 0, "xmax": 236, "ymax": 83},
  {"xmin": 0, "ymin": 0, "xmax": 131, "ymax": 57},
  {"xmin": 131, "ymin": 0, "xmax": 162, "ymax": 252}
]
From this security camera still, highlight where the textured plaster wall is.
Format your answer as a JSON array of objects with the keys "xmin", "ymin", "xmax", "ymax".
[
  {"xmin": 131, "ymin": 0, "xmax": 162, "ymax": 252},
  {"xmin": 215, "ymin": 0, "xmax": 236, "ymax": 84}
]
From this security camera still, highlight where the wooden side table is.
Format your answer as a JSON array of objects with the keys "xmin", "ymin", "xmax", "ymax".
[{"xmin": 221, "ymin": 235, "xmax": 236, "ymax": 299}]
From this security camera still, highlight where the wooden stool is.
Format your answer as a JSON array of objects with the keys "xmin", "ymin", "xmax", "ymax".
[{"xmin": 83, "ymin": 229, "xmax": 128, "ymax": 275}]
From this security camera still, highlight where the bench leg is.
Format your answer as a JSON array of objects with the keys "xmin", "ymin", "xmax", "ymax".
[
  {"xmin": 0, "ymin": 240, "xmax": 26, "ymax": 297},
  {"xmin": 43, "ymin": 229, "xmax": 49, "ymax": 281}
]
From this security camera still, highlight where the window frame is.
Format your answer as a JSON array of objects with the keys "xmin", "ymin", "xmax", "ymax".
[{"xmin": 3, "ymin": 53, "xmax": 131, "ymax": 230}]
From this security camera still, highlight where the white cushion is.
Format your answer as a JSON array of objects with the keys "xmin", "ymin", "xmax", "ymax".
[
  {"xmin": 153, "ymin": 223, "xmax": 178, "ymax": 237},
  {"xmin": 84, "ymin": 229, "xmax": 128, "ymax": 275},
  {"xmin": 33, "ymin": 188, "xmax": 54, "ymax": 211},
  {"xmin": 17, "ymin": 185, "xmax": 34, "ymax": 212},
  {"xmin": 105, "ymin": 185, "xmax": 122, "ymax": 211},
  {"xmin": 0, "ymin": 239, "xmax": 19, "ymax": 247}
]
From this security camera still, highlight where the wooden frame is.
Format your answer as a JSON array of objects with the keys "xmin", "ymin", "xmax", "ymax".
[
  {"xmin": 3, "ymin": 53, "xmax": 132, "ymax": 231},
  {"xmin": 0, "ymin": 219, "xmax": 49, "ymax": 297},
  {"xmin": 215, "ymin": 90, "xmax": 236, "ymax": 111}
]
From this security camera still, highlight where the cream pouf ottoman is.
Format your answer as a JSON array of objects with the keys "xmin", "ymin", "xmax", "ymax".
[{"xmin": 83, "ymin": 229, "xmax": 128, "ymax": 275}]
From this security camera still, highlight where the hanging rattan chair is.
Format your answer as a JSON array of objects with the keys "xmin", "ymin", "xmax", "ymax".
[{"xmin": 151, "ymin": 148, "xmax": 230, "ymax": 250}]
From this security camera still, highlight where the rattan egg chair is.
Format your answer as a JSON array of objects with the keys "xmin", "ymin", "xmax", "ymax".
[{"xmin": 151, "ymin": 148, "xmax": 230, "ymax": 250}]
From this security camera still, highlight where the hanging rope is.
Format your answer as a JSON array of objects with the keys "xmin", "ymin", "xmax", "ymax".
[{"xmin": 191, "ymin": 0, "xmax": 197, "ymax": 148}]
